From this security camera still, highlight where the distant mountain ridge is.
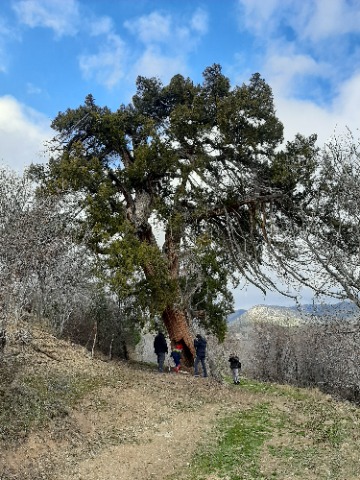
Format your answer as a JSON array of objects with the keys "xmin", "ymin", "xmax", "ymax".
[
  {"xmin": 227, "ymin": 309, "xmax": 247, "ymax": 323},
  {"xmin": 229, "ymin": 305, "xmax": 302, "ymax": 330},
  {"xmin": 288, "ymin": 301, "xmax": 359, "ymax": 318},
  {"xmin": 227, "ymin": 301, "xmax": 359, "ymax": 326}
]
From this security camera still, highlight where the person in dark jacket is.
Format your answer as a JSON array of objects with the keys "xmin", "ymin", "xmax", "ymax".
[
  {"xmin": 228, "ymin": 353, "xmax": 241, "ymax": 384},
  {"xmin": 154, "ymin": 331, "xmax": 168, "ymax": 372},
  {"xmin": 194, "ymin": 334, "xmax": 207, "ymax": 377}
]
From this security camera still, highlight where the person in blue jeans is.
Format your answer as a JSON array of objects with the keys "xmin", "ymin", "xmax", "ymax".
[
  {"xmin": 228, "ymin": 353, "xmax": 241, "ymax": 384},
  {"xmin": 194, "ymin": 334, "xmax": 207, "ymax": 377},
  {"xmin": 170, "ymin": 342, "xmax": 183, "ymax": 372}
]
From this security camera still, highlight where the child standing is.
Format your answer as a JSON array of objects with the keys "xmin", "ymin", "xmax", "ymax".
[
  {"xmin": 228, "ymin": 353, "xmax": 241, "ymax": 385},
  {"xmin": 170, "ymin": 342, "xmax": 183, "ymax": 373}
]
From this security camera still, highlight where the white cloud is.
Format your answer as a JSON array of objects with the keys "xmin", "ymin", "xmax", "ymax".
[
  {"xmin": 79, "ymin": 33, "xmax": 127, "ymax": 89},
  {"xmin": 77, "ymin": 13, "xmax": 130, "ymax": 89},
  {"xmin": 11, "ymin": 3, "xmax": 208, "ymax": 90},
  {"xmin": 275, "ymin": 97, "xmax": 335, "ymax": 145},
  {"xmin": 237, "ymin": 0, "xmax": 360, "ymax": 40},
  {"xmin": 13, "ymin": 0, "xmax": 80, "ymax": 37},
  {"xmin": 234, "ymin": 0, "xmax": 360, "ymax": 146},
  {"xmin": 125, "ymin": 9, "xmax": 209, "ymax": 52},
  {"xmin": 332, "ymin": 71, "xmax": 360, "ymax": 134},
  {"xmin": 265, "ymin": 48, "xmax": 329, "ymax": 97},
  {"xmin": 301, "ymin": 0, "xmax": 360, "ymax": 41},
  {"xmin": 12, "ymin": 1, "xmax": 126, "ymax": 90},
  {"xmin": 131, "ymin": 46, "xmax": 187, "ymax": 83},
  {"xmin": 125, "ymin": 9, "xmax": 209, "ymax": 82},
  {"xmin": 190, "ymin": 8, "xmax": 209, "ymax": 35},
  {"xmin": 26, "ymin": 82, "xmax": 42, "ymax": 95},
  {"xmin": 0, "ymin": 96, "xmax": 52, "ymax": 172},
  {"xmin": 267, "ymin": 69, "xmax": 360, "ymax": 154},
  {"xmin": 88, "ymin": 15, "xmax": 114, "ymax": 37},
  {"xmin": 0, "ymin": 16, "xmax": 21, "ymax": 73},
  {"xmin": 237, "ymin": 0, "xmax": 288, "ymax": 35},
  {"xmin": 124, "ymin": 12, "xmax": 171, "ymax": 44}
]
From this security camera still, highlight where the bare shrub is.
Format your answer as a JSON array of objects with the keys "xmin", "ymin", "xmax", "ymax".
[{"xmin": 249, "ymin": 314, "xmax": 360, "ymax": 403}]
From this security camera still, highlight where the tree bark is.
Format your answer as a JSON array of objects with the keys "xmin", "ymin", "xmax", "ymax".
[{"xmin": 162, "ymin": 306, "xmax": 195, "ymax": 367}]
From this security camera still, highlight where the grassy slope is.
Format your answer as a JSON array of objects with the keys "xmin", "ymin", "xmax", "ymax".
[
  {"xmin": 184, "ymin": 379, "xmax": 360, "ymax": 479},
  {"xmin": 1, "ymin": 329, "xmax": 360, "ymax": 480}
]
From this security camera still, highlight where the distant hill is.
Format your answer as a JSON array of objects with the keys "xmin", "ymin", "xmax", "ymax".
[
  {"xmin": 227, "ymin": 301, "xmax": 360, "ymax": 331},
  {"xmin": 227, "ymin": 309, "xmax": 247, "ymax": 323},
  {"xmin": 228, "ymin": 305, "xmax": 302, "ymax": 331},
  {"xmin": 289, "ymin": 301, "xmax": 360, "ymax": 319}
]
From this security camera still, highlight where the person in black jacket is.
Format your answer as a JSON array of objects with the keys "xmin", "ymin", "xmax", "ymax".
[
  {"xmin": 154, "ymin": 331, "xmax": 168, "ymax": 372},
  {"xmin": 194, "ymin": 334, "xmax": 207, "ymax": 377},
  {"xmin": 228, "ymin": 353, "xmax": 241, "ymax": 384}
]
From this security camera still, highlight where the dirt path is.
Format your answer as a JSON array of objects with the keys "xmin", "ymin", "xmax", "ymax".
[
  {"xmin": 1, "ymin": 335, "xmax": 253, "ymax": 480},
  {"xmin": 55, "ymin": 373, "xmax": 228, "ymax": 480},
  {"xmin": 57, "ymin": 366, "xmax": 256, "ymax": 480}
]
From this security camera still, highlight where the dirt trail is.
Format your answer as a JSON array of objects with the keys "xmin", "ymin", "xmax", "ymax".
[
  {"xmin": 1, "ymin": 333, "xmax": 253, "ymax": 480},
  {"xmin": 55, "ymin": 374, "xmax": 227, "ymax": 480}
]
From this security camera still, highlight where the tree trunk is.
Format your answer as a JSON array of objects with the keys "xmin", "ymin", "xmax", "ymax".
[{"xmin": 162, "ymin": 306, "xmax": 195, "ymax": 367}]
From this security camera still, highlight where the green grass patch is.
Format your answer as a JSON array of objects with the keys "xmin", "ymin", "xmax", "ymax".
[
  {"xmin": 238, "ymin": 377, "xmax": 308, "ymax": 401},
  {"xmin": 178, "ymin": 379, "xmax": 360, "ymax": 480},
  {"xmin": 184, "ymin": 403, "xmax": 272, "ymax": 480}
]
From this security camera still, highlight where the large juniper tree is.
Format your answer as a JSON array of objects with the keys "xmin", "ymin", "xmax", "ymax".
[{"xmin": 30, "ymin": 65, "xmax": 317, "ymax": 364}]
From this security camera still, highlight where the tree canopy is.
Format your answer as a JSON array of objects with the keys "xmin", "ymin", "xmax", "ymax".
[{"xmin": 30, "ymin": 64, "xmax": 318, "ymax": 357}]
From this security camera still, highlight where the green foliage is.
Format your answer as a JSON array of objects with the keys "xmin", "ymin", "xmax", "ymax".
[
  {"xmin": 271, "ymin": 133, "xmax": 318, "ymax": 195},
  {"xmin": 29, "ymin": 64, "xmax": 319, "ymax": 340},
  {"xmin": 184, "ymin": 242, "xmax": 234, "ymax": 340}
]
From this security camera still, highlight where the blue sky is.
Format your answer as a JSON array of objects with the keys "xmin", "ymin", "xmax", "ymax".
[{"xmin": 1, "ymin": 0, "xmax": 360, "ymax": 309}]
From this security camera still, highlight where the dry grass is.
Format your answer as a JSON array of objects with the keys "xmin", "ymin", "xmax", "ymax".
[{"xmin": 1, "ymin": 328, "xmax": 360, "ymax": 480}]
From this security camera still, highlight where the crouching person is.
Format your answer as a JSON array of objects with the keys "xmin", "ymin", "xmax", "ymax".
[
  {"xmin": 170, "ymin": 342, "xmax": 183, "ymax": 373},
  {"xmin": 228, "ymin": 353, "xmax": 241, "ymax": 385}
]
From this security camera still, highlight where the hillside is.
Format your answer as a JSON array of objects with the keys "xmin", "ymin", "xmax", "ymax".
[
  {"xmin": 228, "ymin": 301, "xmax": 360, "ymax": 330},
  {"xmin": 1, "ymin": 328, "xmax": 360, "ymax": 479},
  {"xmin": 227, "ymin": 308, "xmax": 247, "ymax": 323},
  {"xmin": 228, "ymin": 305, "xmax": 303, "ymax": 331}
]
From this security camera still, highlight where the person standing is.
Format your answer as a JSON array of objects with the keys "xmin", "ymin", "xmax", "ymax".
[
  {"xmin": 228, "ymin": 353, "xmax": 241, "ymax": 384},
  {"xmin": 194, "ymin": 334, "xmax": 207, "ymax": 377},
  {"xmin": 154, "ymin": 331, "xmax": 168, "ymax": 372}
]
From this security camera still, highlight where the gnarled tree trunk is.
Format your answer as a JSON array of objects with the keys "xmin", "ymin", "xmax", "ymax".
[{"xmin": 162, "ymin": 306, "xmax": 195, "ymax": 367}]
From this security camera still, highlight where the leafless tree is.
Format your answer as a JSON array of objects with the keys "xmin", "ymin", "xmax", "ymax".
[
  {"xmin": 0, "ymin": 168, "xmax": 93, "ymax": 332},
  {"xmin": 245, "ymin": 310, "xmax": 360, "ymax": 402},
  {"xmin": 255, "ymin": 130, "xmax": 360, "ymax": 307}
]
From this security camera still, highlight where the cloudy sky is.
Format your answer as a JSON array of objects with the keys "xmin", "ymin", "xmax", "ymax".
[{"xmin": 1, "ymin": 0, "xmax": 359, "ymax": 309}]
